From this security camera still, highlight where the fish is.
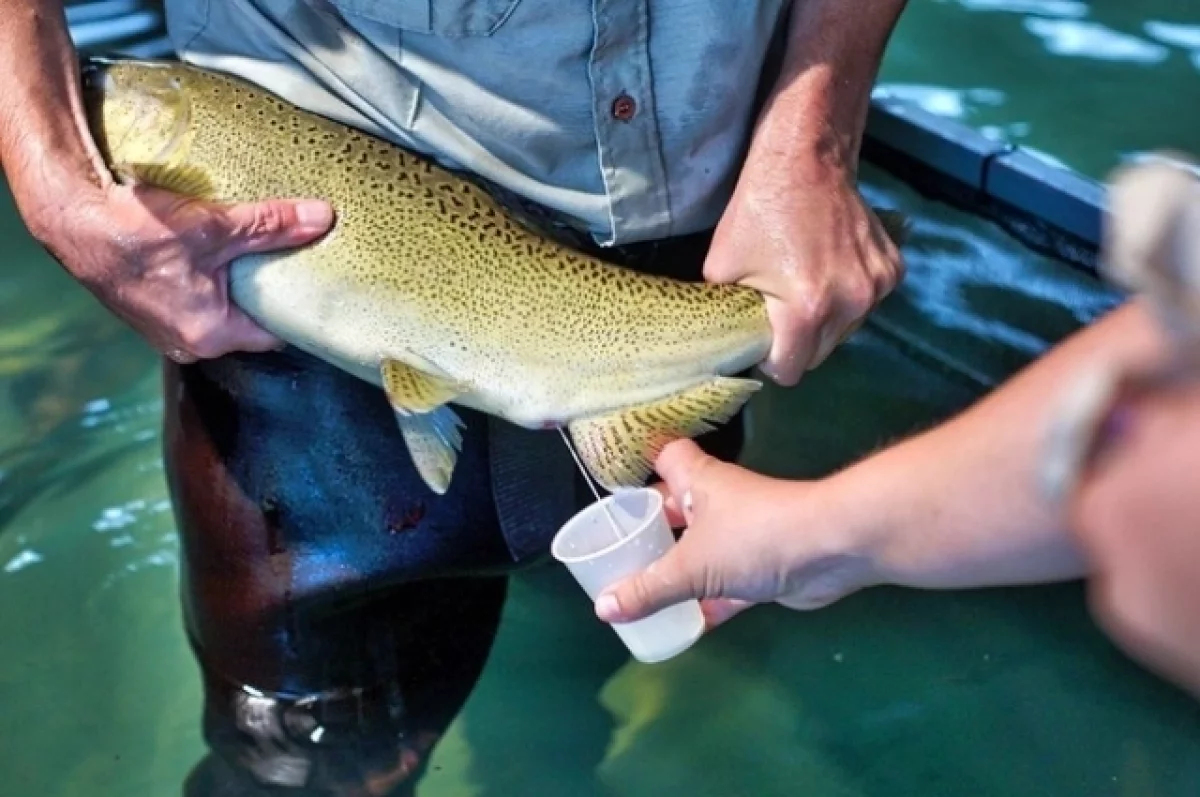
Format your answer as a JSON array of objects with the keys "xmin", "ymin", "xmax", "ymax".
[{"xmin": 80, "ymin": 56, "xmax": 908, "ymax": 496}]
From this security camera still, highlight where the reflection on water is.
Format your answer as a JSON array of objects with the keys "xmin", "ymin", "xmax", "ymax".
[
  {"xmin": 1, "ymin": 2, "xmax": 1199, "ymax": 795},
  {"xmin": 950, "ymin": 0, "xmax": 1090, "ymax": 16},
  {"xmin": 1023, "ymin": 19, "xmax": 1170, "ymax": 64},
  {"xmin": 878, "ymin": 0, "xmax": 1200, "ymax": 180}
]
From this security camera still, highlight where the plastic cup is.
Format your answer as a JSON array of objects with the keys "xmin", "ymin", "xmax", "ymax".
[{"xmin": 551, "ymin": 487, "xmax": 705, "ymax": 663}]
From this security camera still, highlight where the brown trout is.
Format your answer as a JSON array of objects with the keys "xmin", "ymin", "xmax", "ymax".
[{"xmin": 81, "ymin": 57, "xmax": 905, "ymax": 495}]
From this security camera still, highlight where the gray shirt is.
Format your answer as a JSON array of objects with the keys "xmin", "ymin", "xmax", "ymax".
[{"xmin": 164, "ymin": 0, "xmax": 790, "ymax": 246}]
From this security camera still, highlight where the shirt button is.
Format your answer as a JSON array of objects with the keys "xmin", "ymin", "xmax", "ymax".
[{"xmin": 611, "ymin": 94, "xmax": 637, "ymax": 121}]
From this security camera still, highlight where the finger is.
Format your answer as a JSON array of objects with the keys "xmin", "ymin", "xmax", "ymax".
[
  {"xmin": 219, "ymin": 310, "xmax": 286, "ymax": 354},
  {"xmin": 655, "ymin": 439, "xmax": 716, "ymax": 508},
  {"xmin": 759, "ymin": 296, "xmax": 820, "ymax": 387},
  {"xmin": 649, "ymin": 481, "xmax": 687, "ymax": 527},
  {"xmin": 700, "ymin": 598, "xmax": 755, "ymax": 630},
  {"xmin": 594, "ymin": 543, "xmax": 701, "ymax": 623},
  {"xmin": 209, "ymin": 198, "xmax": 335, "ymax": 264},
  {"xmin": 807, "ymin": 309, "xmax": 864, "ymax": 372}
]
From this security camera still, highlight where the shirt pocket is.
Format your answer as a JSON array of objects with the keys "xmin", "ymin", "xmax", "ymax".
[{"xmin": 327, "ymin": 0, "xmax": 524, "ymax": 37}]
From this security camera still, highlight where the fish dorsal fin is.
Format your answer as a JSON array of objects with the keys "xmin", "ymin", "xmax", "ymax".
[
  {"xmin": 380, "ymin": 357, "xmax": 469, "ymax": 494},
  {"xmin": 567, "ymin": 376, "xmax": 762, "ymax": 492},
  {"xmin": 115, "ymin": 162, "xmax": 217, "ymax": 199}
]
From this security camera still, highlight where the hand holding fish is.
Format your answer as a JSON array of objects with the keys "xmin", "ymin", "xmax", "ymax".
[
  {"xmin": 701, "ymin": 0, "xmax": 909, "ymax": 386},
  {"xmin": 703, "ymin": 159, "xmax": 905, "ymax": 386},
  {"xmin": 34, "ymin": 180, "xmax": 333, "ymax": 363}
]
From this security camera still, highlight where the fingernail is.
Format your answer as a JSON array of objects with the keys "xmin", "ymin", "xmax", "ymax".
[
  {"xmin": 595, "ymin": 593, "xmax": 621, "ymax": 622},
  {"xmin": 295, "ymin": 200, "xmax": 333, "ymax": 230}
]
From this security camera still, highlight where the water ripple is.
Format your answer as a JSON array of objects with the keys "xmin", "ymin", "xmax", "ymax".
[
  {"xmin": 951, "ymin": 0, "xmax": 1089, "ymax": 18},
  {"xmin": 1144, "ymin": 20, "xmax": 1200, "ymax": 50},
  {"xmin": 91, "ymin": 497, "xmax": 173, "ymax": 534},
  {"xmin": 1024, "ymin": 19, "xmax": 1172, "ymax": 63},
  {"xmin": 872, "ymin": 84, "xmax": 1007, "ymax": 120},
  {"xmin": 3, "ymin": 549, "xmax": 42, "ymax": 573}
]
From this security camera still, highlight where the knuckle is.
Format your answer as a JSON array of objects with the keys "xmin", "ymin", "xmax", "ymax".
[
  {"xmin": 626, "ymin": 576, "xmax": 656, "ymax": 614},
  {"xmin": 796, "ymin": 290, "xmax": 833, "ymax": 328},
  {"xmin": 842, "ymin": 276, "xmax": 877, "ymax": 316},
  {"xmin": 177, "ymin": 320, "xmax": 222, "ymax": 358}
]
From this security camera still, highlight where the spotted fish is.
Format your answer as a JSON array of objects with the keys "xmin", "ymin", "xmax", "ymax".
[{"xmin": 81, "ymin": 56, "xmax": 906, "ymax": 495}]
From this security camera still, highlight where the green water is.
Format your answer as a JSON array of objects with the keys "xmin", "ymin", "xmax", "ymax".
[
  {"xmin": 3, "ymin": 2, "xmax": 1200, "ymax": 794},
  {"xmin": 878, "ymin": 0, "xmax": 1200, "ymax": 180}
]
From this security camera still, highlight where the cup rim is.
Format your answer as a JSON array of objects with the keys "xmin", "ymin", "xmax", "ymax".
[{"xmin": 550, "ymin": 487, "xmax": 665, "ymax": 565}]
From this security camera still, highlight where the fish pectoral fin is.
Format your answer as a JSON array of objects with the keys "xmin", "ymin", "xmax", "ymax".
[
  {"xmin": 568, "ymin": 376, "xmax": 762, "ymax": 492},
  {"xmin": 394, "ymin": 406, "xmax": 465, "ymax": 496},
  {"xmin": 380, "ymin": 358, "xmax": 468, "ymax": 494},
  {"xmin": 117, "ymin": 162, "xmax": 217, "ymax": 199},
  {"xmin": 380, "ymin": 357, "xmax": 466, "ymax": 415}
]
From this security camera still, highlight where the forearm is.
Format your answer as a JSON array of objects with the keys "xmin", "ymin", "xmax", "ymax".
[
  {"xmin": 749, "ymin": 0, "xmax": 909, "ymax": 177},
  {"xmin": 824, "ymin": 299, "xmax": 1165, "ymax": 589},
  {"xmin": 0, "ymin": 0, "xmax": 108, "ymax": 238}
]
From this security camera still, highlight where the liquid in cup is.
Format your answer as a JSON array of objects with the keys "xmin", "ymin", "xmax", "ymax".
[{"xmin": 551, "ymin": 488, "xmax": 705, "ymax": 663}]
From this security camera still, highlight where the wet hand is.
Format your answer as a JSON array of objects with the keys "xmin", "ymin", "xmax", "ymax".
[
  {"xmin": 593, "ymin": 439, "xmax": 879, "ymax": 630},
  {"xmin": 704, "ymin": 164, "xmax": 903, "ymax": 386},
  {"xmin": 37, "ymin": 181, "xmax": 333, "ymax": 363}
]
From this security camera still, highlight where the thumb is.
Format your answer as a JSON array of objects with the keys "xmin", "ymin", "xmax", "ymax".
[
  {"xmin": 655, "ymin": 438, "xmax": 716, "ymax": 511},
  {"xmin": 210, "ymin": 198, "xmax": 335, "ymax": 263},
  {"xmin": 594, "ymin": 540, "xmax": 704, "ymax": 623}
]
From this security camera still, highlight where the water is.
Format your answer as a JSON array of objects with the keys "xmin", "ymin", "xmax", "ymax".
[
  {"xmin": 878, "ymin": 0, "xmax": 1200, "ymax": 180},
  {"xmin": 3, "ymin": 2, "xmax": 1200, "ymax": 794}
]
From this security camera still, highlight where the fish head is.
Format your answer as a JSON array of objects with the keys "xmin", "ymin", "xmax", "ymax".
[{"xmin": 82, "ymin": 58, "xmax": 196, "ymax": 170}]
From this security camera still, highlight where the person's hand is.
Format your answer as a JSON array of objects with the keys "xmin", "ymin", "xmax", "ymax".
[
  {"xmin": 703, "ymin": 162, "xmax": 904, "ymax": 386},
  {"xmin": 32, "ymin": 179, "xmax": 333, "ymax": 363},
  {"xmin": 593, "ymin": 439, "xmax": 880, "ymax": 630},
  {"xmin": 1067, "ymin": 370, "xmax": 1200, "ymax": 697}
]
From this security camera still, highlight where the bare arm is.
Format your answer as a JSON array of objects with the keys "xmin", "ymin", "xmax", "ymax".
[
  {"xmin": 704, "ymin": 0, "xmax": 910, "ymax": 385},
  {"xmin": 596, "ymin": 300, "xmax": 1166, "ymax": 626},
  {"xmin": 836, "ymin": 300, "xmax": 1163, "ymax": 590},
  {"xmin": 0, "ymin": 5, "xmax": 333, "ymax": 361},
  {"xmin": 759, "ymin": 0, "xmax": 909, "ymax": 179},
  {"xmin": 0, "ymin": 1, "xmax": 111, "ymax": 235}
]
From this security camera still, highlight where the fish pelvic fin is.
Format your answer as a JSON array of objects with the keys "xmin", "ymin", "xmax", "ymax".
[
  {"xmin": 567, "ymin": 376, "xmax": 762, "ymax": 492},
  {"xmin": 381, "ymin": 357, "xmax": 466, "ymax": 414},
  {"xmin": 395, "ymin": 409, "xmax": 465, "ymax": 495},
  {"xmin": 380, "ymin": 358, "xmax": 468, "ymax": 494}
]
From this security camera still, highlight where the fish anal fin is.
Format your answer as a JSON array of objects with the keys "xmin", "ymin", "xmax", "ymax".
[
  {"xmin": 568, "ymin": 376, "xmax": 761, "ymax": 492},
  {"xmin": 380, "ymin": 357, "xmax": 465, "ymax": 416}
]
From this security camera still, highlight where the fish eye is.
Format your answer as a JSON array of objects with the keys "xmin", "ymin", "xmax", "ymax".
[{"xmin": 169, "ymin": 76, "xmax": 182, "ymax": 89}]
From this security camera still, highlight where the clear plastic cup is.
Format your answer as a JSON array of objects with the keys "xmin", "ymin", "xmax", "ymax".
[{"xmin": 551, "ymin": 487, "xmax": 705, "ymax": 663}]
